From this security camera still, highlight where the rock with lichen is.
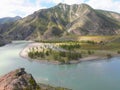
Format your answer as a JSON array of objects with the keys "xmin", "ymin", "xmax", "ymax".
[
  {"xmin": 0, "ymin": 68, "xmax": 39, "ymax": 90},
  {"xmin": 0, "ymin": 68, "xmax": 71, "ymax": 90}
]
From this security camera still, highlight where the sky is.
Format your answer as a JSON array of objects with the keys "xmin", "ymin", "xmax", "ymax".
[{"xmin": 0, "ymin": 0, "xmax": 120, "ymax": 18}]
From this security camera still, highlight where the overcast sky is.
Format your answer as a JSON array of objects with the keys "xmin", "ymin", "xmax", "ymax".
[{"xmin": 0, "ymin": 0, "xmax": 120, "ymax": 18}]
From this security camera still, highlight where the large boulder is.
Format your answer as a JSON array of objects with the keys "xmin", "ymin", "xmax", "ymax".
[{"xmin": 0, "ymin": 68, "xmax": 38, "ymax": 90}]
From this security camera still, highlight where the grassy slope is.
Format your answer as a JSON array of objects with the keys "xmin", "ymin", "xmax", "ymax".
[
  {"xmin": 71, "ymin": 35, "xmax": 120, "ymax": 42},
  {"xmin": 78, "ymin": 35, "xmax": 120, "ymax": 58}
]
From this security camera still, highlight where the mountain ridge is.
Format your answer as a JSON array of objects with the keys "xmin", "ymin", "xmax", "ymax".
[
  {"xmin": 0, "ymin": 16, "xmax": 22, "ymax": 24},
  {"xmin": 0, "ymin": 3, "xmax": 120, "ymax": 41}
]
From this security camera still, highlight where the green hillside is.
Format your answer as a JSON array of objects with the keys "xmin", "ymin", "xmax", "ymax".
[{"xmin": 0, "ymin": 3, "xmax": 120, "ymax": 41}]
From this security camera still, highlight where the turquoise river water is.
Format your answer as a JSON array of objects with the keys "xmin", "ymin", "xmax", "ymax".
[{"xmin": 0, "ymin": 42, "xmax": 120, "ymax": 90}]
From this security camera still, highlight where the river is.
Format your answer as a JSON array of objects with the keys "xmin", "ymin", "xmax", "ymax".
[{"xmin": 0, "ymin": 41, "xmax": 120, "ymax": 90}]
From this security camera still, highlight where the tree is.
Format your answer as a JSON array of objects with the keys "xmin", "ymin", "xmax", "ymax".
[{"xmin": 45, "ymin": 50, "xmax": 49, "ymax": 56}]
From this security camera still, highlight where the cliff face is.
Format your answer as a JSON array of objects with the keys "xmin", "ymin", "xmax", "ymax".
[{"xmin": 0, "ymin": 68, "xmax": 38, "ymax": 90}]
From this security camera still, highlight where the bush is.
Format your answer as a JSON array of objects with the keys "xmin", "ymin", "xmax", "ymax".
[
  {"xmin": 117, "ymin": 50, "xmax": 120, "ymax": 54},
  {"xmin": 86, "ymin": 40, "xmax": 96, "ymax": 44},
  {"xmin": 59, "ymin": 43, "xmax": 81, "ymax": 50},
  {"xmin": 88, "ymin": 50, "xmax": 94, "ymax": 55},
  {"xmin": 45, "ymin": 50, "xmax": 49, "ymax": 56},
  {"xmin": 29, "ymin": 78, "xmax": 36, "ymax": 86},
  {"xmin": 28, "ymin": 52, "xmax": 35, "ymax": 58},
  {"xmin": 106, "ymin": 54, "xmax": 112, "ymax": 58}
]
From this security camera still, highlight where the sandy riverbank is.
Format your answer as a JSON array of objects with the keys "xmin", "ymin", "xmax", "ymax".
[
  {"xmin": 19, "ymin": 42, "xmax": 116, "ymax": 65},
  {"xmin": 19, "ymin": 43, "xmax": 62, "ymax": 64}
]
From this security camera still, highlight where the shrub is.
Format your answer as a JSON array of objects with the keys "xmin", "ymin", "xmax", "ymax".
[
  {"xmin": 106, "ymin": 54, "xmax": 112, "ymax": 58},
  {"xmin": 29, "ymin": 78, "xmax": 36, "ymax": 86},
  {"xmin": 117, "ymin": 50, "xmax": 120, "ymax": 54},
  {"xmin": 59, "ymin": 43, "xmax": 81, "ymax": 50},
  {"xmin": 88, "ymin": 50, "xmax": 94, "ymax": 55}
]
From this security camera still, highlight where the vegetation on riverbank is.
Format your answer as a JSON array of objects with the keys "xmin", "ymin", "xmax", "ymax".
[
  {"xmin": 28, "ymin": 47, "xmax": 82, "ymax": 64},
  {"xmin": 27, "ymin": 35, "xmax": 120, "ymax": 64}
]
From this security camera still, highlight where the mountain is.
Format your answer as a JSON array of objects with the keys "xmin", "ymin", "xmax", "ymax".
[
  {"xmin": 0, "ymin": 68, "xmax": 70, "ymax": 90},
  {"xmin": 0, "ymin": 16, "xmax": 22, "ymax": 24},
  {"xmin": 0, "ymin": 3, "xmax": 120, "ymax": 41}
]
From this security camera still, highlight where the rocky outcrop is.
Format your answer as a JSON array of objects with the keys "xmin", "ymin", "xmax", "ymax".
[
  {"xmin": 0, "ymin": 68, "xmax": 71, "ymax": 90},
  {"xmin": 0, "ymin": 68, "xmax": 39, "ymax": 90}
]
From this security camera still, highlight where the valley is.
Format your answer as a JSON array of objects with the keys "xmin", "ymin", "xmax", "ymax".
[{"xmin": 0, "ymin": 2, "xmax": 120, "ymax": 90}]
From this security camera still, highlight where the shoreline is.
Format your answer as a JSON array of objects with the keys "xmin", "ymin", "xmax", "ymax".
[{"xmin": 19, "ymin": 42, "xmax": 120, "ymax": 65}]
